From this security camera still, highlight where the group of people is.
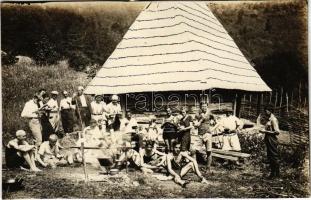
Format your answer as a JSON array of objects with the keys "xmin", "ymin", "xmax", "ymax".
[
  {"xmin": 5, "ymin": 87, "xmax": 282, "ymax": 185},
  {"xmin": 19, "ymin": 86, "xmax": 122, "ymax": 147}
]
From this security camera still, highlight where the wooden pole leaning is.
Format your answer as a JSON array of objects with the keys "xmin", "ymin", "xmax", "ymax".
[{"xmin": 72, "ymin": 86, "xmax": 88, "ymax": 183}]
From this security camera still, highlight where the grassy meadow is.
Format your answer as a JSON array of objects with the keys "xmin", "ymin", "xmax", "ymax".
[{"xmin": 2, "ymin": 60, "xmax": 89, "ymax": 142}]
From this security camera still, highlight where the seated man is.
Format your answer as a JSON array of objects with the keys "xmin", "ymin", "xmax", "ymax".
[
  {"xmin": 121, "ymin": 111, "xmax": 138, "ymax": 133},
  {"xmin": 37, "ymin": 134, "xmax": 73, "ymax": 168},
  {"xmin": 75, "ymin": 119, "xmax": 107, "ymax": 165},
  {"xmin": 211, "ymin": 111, "xmax": 243, "ymax": 151},
  {"xmin": 5, "ymin": 130, "xmax": 41, "ymax": 172},
  {"xmin": 139, "ymin": 140, "xmax": 166, "ymax": 173},
  {"xmin": 81, "ymin": 119, "xmax": 104, "ymax": 141},
  {"xmin": 165, "ymin": 142, "xmax": 208, "ymax": 187},
  {"xmin": 115, "ymin": 142, "xmax": 142, "ymax": 171}
]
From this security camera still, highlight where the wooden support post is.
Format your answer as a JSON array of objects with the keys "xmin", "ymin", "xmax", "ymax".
[
  {"xmin": 298, "ymin": 82, "xmax": 301, "ymax": 108},
  {"xmin": 274, "ymin": 90, "xmax": 278, "ymax": 109},
  {"xmin": 256, "ymin": 93, "xmax": 262, "ymax": 116},
  {"xmin": 120, "ymin": 94, "xmax": 126, "ymax": 118},
  {"xmin": 279, "ymin": 88, "xmax": 283, "ymax": 108},
  {"xmin": 261, "ymin": 93, "xmax": 264, "ymax": 105},
  {"xmin": 286, "ymin": 93, "xmax": 289, "ymax": 112},
  {"xmin": 291, "ymin": 90, "xmax": 294, "ymax": 107},
  {"xmin": 233, "ymin": 93, "xmax": 237, "ymax": 116},
  {"xmin": 236, "ymin": 93, "xmax": 242, "ymax": 118},
  {"xmin": 248, "ymin": 94, "xmax": 252, "ymax": 116},
  {"xmin": 73, "ymin": 92, "xmax": 88, "ymax": 183},
  {"xmin": 81, "ymin": 142, "xmax": 88, "ymax": 182},
  {"xmin": 269, "ymin": 91, "xmax": 272, "ymax": 104},
  {"xmin": 304, "ymin": 97, "xmax": 307, "ymax": 108},
  {"xmin": 242, "ymin": 94, "xmax": 246, "ymax": 112}
]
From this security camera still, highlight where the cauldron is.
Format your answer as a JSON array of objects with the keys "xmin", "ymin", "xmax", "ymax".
[{"xmin": 3, "ymin": 177, "xmax": 24, "ymax": 192}]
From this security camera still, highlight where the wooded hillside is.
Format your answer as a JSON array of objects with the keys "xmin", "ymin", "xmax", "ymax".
[{"xmin": 1, "ymin": 1, "xmax": 308, "ymax": 95}]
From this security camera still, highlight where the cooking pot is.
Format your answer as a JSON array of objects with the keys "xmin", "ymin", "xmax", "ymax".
[{"xmin": 3, "ymin": 177, "xmax": 24, "ymax": 192}]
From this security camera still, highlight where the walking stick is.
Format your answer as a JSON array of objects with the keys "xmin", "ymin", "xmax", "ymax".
[{"xmin": 72, "ymin": 86, "xmax": 88, "ymax": 182}]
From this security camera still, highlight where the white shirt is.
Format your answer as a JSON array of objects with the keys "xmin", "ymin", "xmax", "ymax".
[
  {"xmin": 106, "ymin": 102, "xmax": 121, "ymax": 115},
  {"xmin": 79, "ymin": 95, "xmax": 87, "ymax": 107},
  {"xmin": 21, "ymin": 99, "xmax": 40, "ymax": 118},
  {"xmin": 90, "ymin": 101, "xmax": 106, "ymax": 115},
  {"xmin": 60, "ymin": 97, "xmax": 73, "ymax": 110},
  {"xmin": 47, "ymin": 98, "xmax": 59, "ymax": 112},
  {"xmin": 219, "ymin": 115, "xmax": 243, "ymax": 131}
]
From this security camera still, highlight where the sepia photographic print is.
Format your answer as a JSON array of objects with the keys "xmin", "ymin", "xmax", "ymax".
[{"xmin": 1, "ymin": 0, "xmax": 309, "ymax": 198}]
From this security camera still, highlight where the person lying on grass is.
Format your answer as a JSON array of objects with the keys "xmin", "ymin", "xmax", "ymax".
[
  {"xmin": 139, "ymin": 140, "xmax": 166, "ymax": 172},
  {"xmin": 164, "ymin": 142, "xmax": 208, "ymax": 187},
  {"xmin": 37, "ymin": 134, "xmax": 73, "ymax": 168},
  {"xmin": 5, "ymin": 130, "xmax": 42, "ymax": 172}
]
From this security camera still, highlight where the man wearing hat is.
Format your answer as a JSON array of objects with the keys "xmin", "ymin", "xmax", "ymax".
[
  {"xmin": 60, "ymin": 91, "xmax": 75, "ymax": 133},
  {"xmin": 105, "ymin": 94, "xmax": 122, "ymax": 132},
  {"xmin": 90, "ymin": 94, "xmax": 107, "ymax": 131},
  {"xmin": 21, "ymin": 95, "xmax": 43, "ymax": 147},
  {"xmin": 72, "ymin": 86, "xmax": 92, "ymax": 128},
  {"xmin": 47, "ymin": 91, "xmax": 60, "ymax": 131},
  {"xmin": 5, "ymin": 130, "xmax": 41, "ymax": 171}
]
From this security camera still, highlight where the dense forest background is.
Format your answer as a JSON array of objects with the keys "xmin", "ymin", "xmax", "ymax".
[{"xmin": 1, "ymin": 1, "xmax": 308, "ymax": 96}]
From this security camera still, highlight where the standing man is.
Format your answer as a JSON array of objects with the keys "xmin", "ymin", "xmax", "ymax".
[
  {"xmin": 105, "ymin": 94, "xmax": 122, "ymax": 132},
  {"xmin": 161, "ymin": 107, "xmax": 178, "ymax": 153},
  {"xmin": 178, "ymin": 107, "xmax": 193, "ymax": 153},
  {"xmin": 72, "ymin": 86, "xmax": 92, "ymax": 128},
  {"xmin": 90, "ymin": 94, "xmax": 107, "ymax": 130},
  {"xmin": 259, "ymin": 106, "xmax": 280, "ymax": 179},
  {"xmin": 47, "ymin": 91, "xmax": 60, "ymax": 131},
  {"xmin": 211, "ymin": 110, "xmax": 243, "ymax": 151},
  {"xmin": 21, "ymin": 95, "xmax": 42, "ymax": 147},
  {"xmin": 194, "ymin": 102, "xmax": 214, "ymax": 171},
  {"xmin": 60, "ymin": 91, "xmax": 75, "ymax": 133}
]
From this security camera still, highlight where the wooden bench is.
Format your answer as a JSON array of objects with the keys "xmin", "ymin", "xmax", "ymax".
[
  {"xmin": 211, "ymin": 148, "xmax": 251, "ymax": 163},
  {"xmin": 211, "ymin": 152, "xmax": 239, "ymax": 161}
]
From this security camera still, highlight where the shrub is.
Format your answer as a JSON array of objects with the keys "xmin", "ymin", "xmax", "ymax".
[
  {"xmin": 68, "ymin": 51, "xmax": 91, "ymax": 71},
  {"xmin": 1, "ymin": 51, "xmax": 18, "ymax": 65},
  {"xmin": 34, "ymin": 35, "xmax": 61, "ymax": 65}
]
